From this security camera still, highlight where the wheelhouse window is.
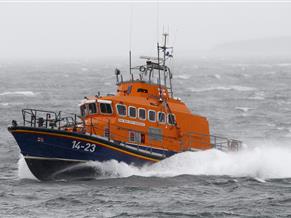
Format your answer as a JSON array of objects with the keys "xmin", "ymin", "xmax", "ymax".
[
  {"xmin": 148, "ymin": 110, "xmax": 156, "ymax": 122},
  {"xmin": 80, "ymin": 105, "xmax": 86, "ymax": 117},
  {"xmin": 168, "ymin": 114, "xmax": 176, "ymax": 125},
  {"xmin": 157, "ymin": 112, "xmax": 166, "ymax": 124},
  {"xmin": 138, "ymin": 108, "xmax": 146, "ymax": 120},
  {"xmin": 100, "ymin": 103, "xmax": 112, "ymax": 114},
  {"xmin": 128, "ymin": 106, "xmax": 137, "ymax": 118},
  {"xmin": 88, "ymin": 103, "xmax": 97, "ymax": 114},
  {"xmin": 116, "ymin": 104, "xmax": 126, "ymax": 116}
]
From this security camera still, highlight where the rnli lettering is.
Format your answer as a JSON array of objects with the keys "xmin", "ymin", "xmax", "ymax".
[
  {"xmin": 118, "ymin": 118, "xmax": 145, "ymax": 126},
  {"xmin": 72, "ymin": 140, "xmax": 96, "ymax": 153}
]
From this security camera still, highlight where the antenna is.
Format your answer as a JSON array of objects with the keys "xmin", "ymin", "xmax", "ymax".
[
  {"xmin": 129, "ymin": 3, "xmax": 133, "ymax": 81},
  {"xmin": 129, "ymin": 50, "xmax": 133, "ymax": 81},
  {"xmin": 156, "ymin": 1, "xmax": 159, "ymax": 43},
  {"xmin": 163, "ymin": 33, "xmax": 168, "ymax": 87},
  {"xmin": 157, "ymin": 32, "xmax": 174, "ymax": 97},
  {"xmin": 157, "ymin": 42, "xmax": 161, "ymax": 85}
]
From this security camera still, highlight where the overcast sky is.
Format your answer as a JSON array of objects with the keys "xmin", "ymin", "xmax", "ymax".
[{"xmin": 0, "ymin": 2, "xmax": 291, "ymax": 60}]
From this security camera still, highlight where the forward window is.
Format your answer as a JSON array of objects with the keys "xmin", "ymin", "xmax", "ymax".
[
  {"xmin": 80, "ymin": 105, "xmax": 87, "ymax": 117},
  {"xmin": 116, "ymin": 104, "xmax": 127, "ymax": 116},
  {"xmin": 168, "ymin": 114, "xmax": 176, "ymax": 125},
  {"xmin": 157, "ymin": 112, "xmax": 166, "ymax": 124},
  {"xmin": 129, "ymin": 106, "xmax": 137, "ymax": 118},
  {"xmin": 100, "ymin": 103, "xmax": 112, "ymax": 114},
  {"xmin": 138, "ymin": 108, "xmax": 146, "ymax": 120},
  {"xmin": 88, "ymin": 103, "xmax": 97, "ymax": 114},
  {"xmin": 148, "ymin": 110, "xmax": 156, "ymax": 122}
]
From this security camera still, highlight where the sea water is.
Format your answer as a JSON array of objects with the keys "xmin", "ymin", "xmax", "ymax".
[{"xmin": 0, "ymin": 59, "xmax": 291, "ymax": 217}]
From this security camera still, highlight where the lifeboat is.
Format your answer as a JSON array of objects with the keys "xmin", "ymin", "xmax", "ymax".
[{"xmin": 8, "ymin": 34, "xmax": 242, "ymax": 181}]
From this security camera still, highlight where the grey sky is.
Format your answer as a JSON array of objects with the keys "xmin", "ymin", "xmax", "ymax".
[{"xmin": 0, "ymin": 2, "xmax": 291, "ymax": 60}]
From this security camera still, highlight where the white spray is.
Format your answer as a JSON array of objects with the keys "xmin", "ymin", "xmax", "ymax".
[{"xmin": 18, "ymin": 142, "xmax": 291, "ymax": 180}]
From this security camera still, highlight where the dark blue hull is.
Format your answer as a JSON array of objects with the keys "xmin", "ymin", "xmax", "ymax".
[{"xmin": 8, "ymin": 126, "xmax": 175, "ymax": 180}]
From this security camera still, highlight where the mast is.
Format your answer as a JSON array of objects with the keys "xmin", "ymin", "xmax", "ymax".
[
  {"xmin": 157, "ymin": 42, "xmax": 161, "ymax": 84},
  {"xmin": 129, "ymin": 50, "xmax": 133, "ymax": 81},
  {"xmin": 158, "ymin": 32, "xmax": 173, "ymax": 97},
  {"xmin": 162, "ymin": 33, "xmax": 168, "ymax": 87}
]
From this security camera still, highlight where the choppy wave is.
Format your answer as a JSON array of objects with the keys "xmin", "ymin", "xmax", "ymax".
[
  {"xmin": 248, "ymin": 91, "xmax": 265, "ymax": 100},
  {"xmin": 213, "ymin": 74, "xmax": 221, "ymax": 79},
  {"xmin": 0, "ymin": 102, "xmax": 9, "ymax": 107},
  {"xmin": 235, "ymin": 107, "xmax": 255, "ymax": 113},
  {"xmin": 189, "ymin": 85, "xmax": 255, "ymax": 92},
  {"xmin": 175, "ymin": 74, "xmax": 191, "ymax": 80},
  {"xmin": 0, "ymin": 91, "xmax": 36, "ymax": 97},
  {"xmin": 18, "ymin": 143, "xmax": 291, "ymax": 180}
]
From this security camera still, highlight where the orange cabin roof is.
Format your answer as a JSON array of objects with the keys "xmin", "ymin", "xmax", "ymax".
[{"xmin": 81, "ymin": 80, "xmax": 211, "ymax": 152}]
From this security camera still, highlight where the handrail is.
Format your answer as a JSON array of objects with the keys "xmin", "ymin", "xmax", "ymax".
[
  {"xmin": 20, "ymin": 109, "xmax": 241, "ymax": 153},
  {"xmin": 21, "ymin": 109, "xmax": 84, "ymax": 131},
  {"xmin": 184, "ymin": 131, "xmax": 242, "ymax": 152}
]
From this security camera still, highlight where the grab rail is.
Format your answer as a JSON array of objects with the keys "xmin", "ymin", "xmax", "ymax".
[
  {"xmin": 184, "ymin": 131, "xmax": 242, "ymax": 152},
  {"xmin": 21, "ymin": 109, "xmax": 84, "ymax": 131}
]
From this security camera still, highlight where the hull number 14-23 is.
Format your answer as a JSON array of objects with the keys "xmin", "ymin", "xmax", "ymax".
[{"xmin": 72, "ymin": 140, "xmax": 96, "ymax": 152}]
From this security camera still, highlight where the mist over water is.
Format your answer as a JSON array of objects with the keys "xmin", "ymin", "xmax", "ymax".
[{"xmin": 1, "ymin": 58, "xmax": 291, "ymax": 217}]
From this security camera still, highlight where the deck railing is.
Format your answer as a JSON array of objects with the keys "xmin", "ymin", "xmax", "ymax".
[
  {"xmin": 183, "ymin": 131, "xmax": 242, "ymax": 152},
  {"xmin": 21, "ymin": 109, "xmax": 84, "ymax": 131},
  {"xmin": 19, "ymin": 109, "xmax": 241, "ymax": 153}
]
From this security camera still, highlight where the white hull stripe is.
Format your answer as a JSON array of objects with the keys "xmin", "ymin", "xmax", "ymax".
[{"xmin": 24, "ymin": 155, "xmax": 87, "ymax": 163}]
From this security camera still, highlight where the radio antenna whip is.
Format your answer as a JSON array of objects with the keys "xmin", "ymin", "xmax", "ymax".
[{"xmin": 129, "ymin": 3, "xmax": 133, "ymax": 79}]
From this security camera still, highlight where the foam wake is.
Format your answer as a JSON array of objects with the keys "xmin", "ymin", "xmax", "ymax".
[
  {"xmin": 88, "ymin": 144, "xmax": 291, "ymax": 180},
  {"xmin": 18, "ymin": 143, "xmax": 291, "ymax": 180}
]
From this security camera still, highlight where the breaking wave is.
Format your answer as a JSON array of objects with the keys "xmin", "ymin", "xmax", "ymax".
[
  {"xmin": 248, "ymin": 91, "xmax": 265, "ymax": 100},
  {"xmin": 189, "ymin": 85, "xmax": 255, "ymax": 92},
  {"xmin": 18, "ymin": 143, "xmax": 291, "ymax": 181},
  {"xmin": 0, "ymin": 91, "xmax": 36, "ymax": 97},
  {"xmin": 0, "ymin": 102, "xmax": 9, "ymax": 107},
  {"xmin": 235, "ymin": 107, "xmax": 255, "ymax": 113},
  {"xmin": 175, "ymin": 74, "xmax": 192, "ymax": 80}
]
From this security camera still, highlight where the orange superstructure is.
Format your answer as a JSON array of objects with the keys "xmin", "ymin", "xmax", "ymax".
[{"xmin": 78, "ymin": 34, "xmax": 212, "ymax": 153}]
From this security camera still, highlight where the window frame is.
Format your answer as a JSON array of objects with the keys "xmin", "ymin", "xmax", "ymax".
[
  {"xmin": 99, "ymin": 103, "xmax": 113, "ymax": 115},
  {"xmin": 116, "ymin": 103, "xmax": 127, "ymax": 117},
  {"xmin": 128, "ymin": 106, "xmax": 137, "ymax": 119},
  {"xmin": 88, "ymin": 103, "xmax": 97, "ymax": 115},
  {"xmin": 148, "ymin": 110, "xmax": 156, "ymax": 123},
  {"xmin": 138, "ymin": 108, "xmax": 146, "ymax": 121},
  {"xmin": 167, "ymin": 113, "xmax": 176, "ymax": 125},
  {"xmin": 157, "ymin": 111, "xmax": 166, "ymax": 124},
  {"xmin": 128, "ymin": 131, "xmax": 141, "ymax": 143},
  {"xmin": 80, "ymin": 104, "xmax": 87, "ymax": 117}
]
